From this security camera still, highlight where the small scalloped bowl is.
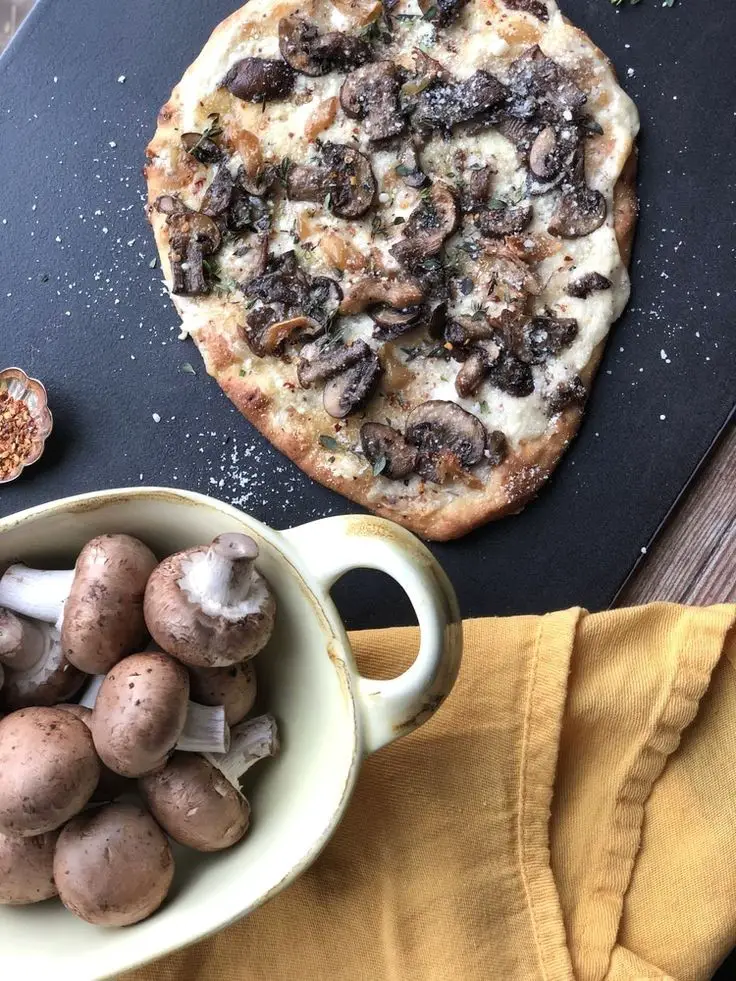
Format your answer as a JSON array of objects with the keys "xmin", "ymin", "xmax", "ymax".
[{"xmin": 0, "ymin": 368, "xmax": 53, "ymax": 484}]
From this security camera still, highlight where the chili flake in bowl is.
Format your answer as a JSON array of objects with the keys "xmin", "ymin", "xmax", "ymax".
[{"xmin": 0, "ymin": 368, "xmax": 53, "ymax": 483}]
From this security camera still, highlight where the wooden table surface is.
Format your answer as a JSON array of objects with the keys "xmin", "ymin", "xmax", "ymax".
[{"xmin": 2, "ymin": 2, "xmax": 734, "ymax": 976}]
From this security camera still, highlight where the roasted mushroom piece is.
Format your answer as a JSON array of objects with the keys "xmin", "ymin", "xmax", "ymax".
[
  {"xmin": 360, "ymin": 423, "xmax": 418, "ymax": 479},
  {"xmin": 201, "ymin": 167, "xmax": 271, "ymax": 235},
  {"xmin": 547, "ymin": 376, "xmax": 587, "ymax": 415},
  {"xmin": 323, "ymin": 350, "xmax": 382, "ymax": 419},
  {"xmin": 181, "ymin": 131, "xmax": 222, "ymax": 165},
  {"xmin": 513, "ymin": 315, "xmax": 578, "ymax": 364},
  {"xmin": 507, "ymin": 46, "xmax": 587, "ymax": 120},
  {"xmin": 475, "ymin": 204, "xmax": 533, "ymax": 238},
  {"xmin": 370, "ymin": 304, "xmax": 426, "ymax": 340},
  {"xmin": 166, "ymin": 210, "xmax": 222, "ymax": 296},
  {"xmin": 406, "ymin": 401, "xmax": 487, "ymax": 483},
  {"xmin": 488, "ymin": 351, "xmax": 535, "ymax": 397},
  {"xmin": 528, "ymin": 125, "xmax": 560, "ymax": 181},
  {"xmin": 340, "ymin": 61, "xmax": 406, "ymax": 142},
  {"xmin": 222, "ymin": 57, "xmax": 295, "ymax": 103},
  {"xmin": 418, "ymin": 0, "xmax": 469, "ymax": 26},
  {"xmin": 486, "ymin": 429, "xmax": 509, "ymax": 467},
  {"xmin": 397, "ymin": 141, "xmax": 428, "ymax": 189},
  {"xmin": 412, "ymin": 70, "xmax": 508, "ymax": 135},
  {"xmin": 279, "ymin": 16, "xmax": 371, "ymax": 76},
  {"xmin": 460, "ymin": 165, "xmax": 494, "ymax": 213},
  {"xmin": 454, "ymin": 340, "xmax": 503, "ymax": 397},
  {"xmin": 391, "ymin": 181, "xmax": 459, "ymax": 265},
  {"xmin": 548, "ymin": 184, "xmax": 606, "ymax": 238},
  {"xmin": 286, "ymin": 143, "xmax": 376, "ymax": 219},
  {"xmin": 566, "ymin": 272, "xmax": 612, "ymax": 298},
  {"xmin": 297, "ymin": 338, "xmax": 373, "ymax": 388},
  {"xmin": 340, "ymin": 276, "xmax": 424, "ymax": 314},
  {"xmin": 499, "ymin": 0, "xmax": 549, "ymax": 21}
]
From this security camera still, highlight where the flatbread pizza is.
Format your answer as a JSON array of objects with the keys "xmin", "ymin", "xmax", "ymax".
[{"xmin": 146, "ymin": 0, "xmax": 639, "ymax": 540}]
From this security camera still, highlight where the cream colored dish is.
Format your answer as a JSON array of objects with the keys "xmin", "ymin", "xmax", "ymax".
[{"xmin": 0, "ymin": 486, "xmax": 461, "ymax": 980}]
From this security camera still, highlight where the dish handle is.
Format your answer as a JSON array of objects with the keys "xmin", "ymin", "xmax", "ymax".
[{"xmin": 281, "ymin": 515, "xmax": 462, "ymax": 755}]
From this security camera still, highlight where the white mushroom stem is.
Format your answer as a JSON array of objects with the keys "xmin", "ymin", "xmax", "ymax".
[
  {"xmin": 0, "ymin": 611, "xmax": 58, "ymax": 672},
  {"xmin": 0, "ymin": 566, "xmax": 75, "ymax": 628},
  {"xmin": 179, "ymin": 534, "xmax": 270, "ymax": 621},
  {"xmin": 206, "ymin": 713, "xmax": 279, "ymax": 786},
  {"xmin": 79, "ymin": 675, "xmax": 230, "ymax": 754}
]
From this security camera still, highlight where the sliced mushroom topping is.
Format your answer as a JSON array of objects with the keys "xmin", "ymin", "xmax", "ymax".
[
  {"xmin": 279, "ymin": 16, "xmax": 371, "ymax": 76},
  {"xmin": 406, "ymin": 401, "xmax": 487, "ymax": 482},
  {"xmin": 412, "ymin": 71, "xmax": 508, "ymax": 135},
  {"xmin": 323, "ymin": 351, "xmax": 382, "ymax": 418},
  {"xmin": 410, "ymin": 49, "xmax": 451, "ymax": 89},
  {"xmin": 397, "ymin": 141, "xmax": 428, "ymax": 189},
  {"xmin": 239, "ymin": 164, "xmax": 277, "ymax": 198},
  {"xmin": 222, "ymin": 58, "xmax": 295, "ymax": 103},
  {"xmin": 360, "ymin": 423, "xmax": 418, "ymax": 479},
  {"xmin": 340, "ymin": 62, "xmax": 405, "ymax": 142},
  {"xmin": 527, "ymin": 126, "xmax": 580, "ymax": 196},
  {"xmin": 488, "ymin": 351, "xmax": 535, "ymax": 397},
  {"xmin": 499, "ymin": 0, "xmax": 549, "ymax": 21},
  {"xmin": 507, "ymin": 47, "xmax": 587, "ymax": 120},
  {"xmin": 461, "ymin": 165, "xmax": 494, "ymax": 213},
  {"xmin": 244, "ymin": 252, "xmax": 342, "ymax": 355},
  {"xmin": 547, "ymin": 376, "xmax": 587, "ymax": 415},
  {"xmin": 166, "ymin": 211, "xmax": 222, "ymax": 296},
  {"xmin": 445, "ymin": 314, "xmax": 499, "ymax": 352},
  {"xmin": 297, "ymin": 338, "xmax": 372, "ymax": 388},
  {"xmin": 454, "ymin": 340, "xmax": 502, "ymax": 397},
  {"xmin": 370, "ymin": 304, "xmax": 425, "ymax": 340},
  {"xmin": 566, "ymin": 272, "xmax": 612, "ymax": 298},
  {"xmin": 513, "ymin": 316, "xmax": 578, "ymax": 364},
  {"xmin": 181, "ymin": 132, "xmax": 222, "ymax": 165},
  {"xmin": 475, "ymin": 204, "xmax": 533, "ymax": 239},
  {"xmin": 154, "ymin": 194, "xmax": 186, "ymax": 216},
  {"xmin": 340, "ymin": 277, "xmax": 424, "ymax": 314},
  {"xmin": 548, "ymin": 184, "xmax": 606, "ymax": 238},
  {"xmin": 201, "ymin": 166, "xmax": 235, "ymax": 217},
  {"xmin": 418, "ymin": 0, "xmax": 469, "ymax": 26},
  {"xmin": 529, "ymin": 126, "xmax": 560, "ymax": 181},
  {"xmin": 390, "ymin": 181, "xmax": 459, "ymax": 265},
  {"xmin": 286, "ymin": 144, "xmax": 376, "ymax": 219},
  {"xmin": 486, "ymin": 430, "xmax": 509, "ymax": 467},
  {"xmin": 497, "ymin": 117, "xmax": 539, "ymax": 156}
]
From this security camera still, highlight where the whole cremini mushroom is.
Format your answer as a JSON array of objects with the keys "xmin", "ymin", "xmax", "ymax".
[
  {"xmin": 144, "ymin": 533, "xmax": 276, "ymax": 668},
  {"xmin": 54, "ymin": 802, "xmax": 174, "ymax": 926},
  {"xmin": 188, "ymin": 660, "xmax": 257, "ymax": 726},
  {"xmin": 0, "ymin": 707, "xmax": 100, "ymax": 836},
  {"xmin": 0, "ymin": 611, "xmax": 84, "ymax": 711},
  {"xmin": 139, "ymin": 714, "xmax": 279, "ymax": 852},
  {"xmin": 90, "ymin": 652, "xmax": 229, "ymax": 778},
  {"xmin": 55, "ymin": 703, "xmax": 131, "ymax": 804},
  {"xmin": 0, "ymin": 830, "xmax": 58, "ymax": 905},
  {"xmin": 0, "ymin": 534, "xmax": 157, "ymax": 675}
]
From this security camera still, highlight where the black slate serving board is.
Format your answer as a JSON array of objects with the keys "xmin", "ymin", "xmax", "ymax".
[{"xmin": 0, "ymin": 0, "xmax": 734, "ymax": 635}]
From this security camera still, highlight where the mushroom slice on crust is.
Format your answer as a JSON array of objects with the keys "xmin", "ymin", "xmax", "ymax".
[
  {"xmin": 566, "ymin": 271, "xmax": 611, "ymax": 298},
  {"xmin": 0, "ymin": 534, "xmax": 157, "ymax": 675},
  {"xmin": 279, "ymin": 16, "xmax": 371, "ymax": 76},
  {"xmin": 297, "ymin": 338, "xmax": 373, "ymax": 388},
  {"xmin": 454, "ymin": 339, "xmax": 503, "ymax": 397},
  {"xmin": 181, "ymin": 131, "xmax": 222, "ymax": 165},
  {"xmin": 222, "ymin": 58, "xmax": 295, "ymax": 103},
  {"xmin": 54, "ymin": 803, "xmax": 174, "ymax": 926},
  {"xmin": 166, "ymin": 210, "xmax": 222, "ymax": 296},
  {"xmin": 361, "ymin": 422, "xmax": 418, "ymax": 479},
  {"xmin": 0, "ymin": 830, "xmax": 59, "ymax": 906},
  {"xmin": 340, "ymin": 276, "xmax": 424, "ymax": 314},
  {"xmin": 286, "ymin": 143, "xmax": 376, "ymax": 219},
  {"xmin": 418, "ymin": 0, "xmax": 469, "ymax": 26},
  {"xmin": 397, "ymin": 141, "xmax": 428, "ymax": 189},
  {"xmin": 340, "ymin": 61, "xmax": 406, "ymax": 142},
  {"xmin": 369, "ymin": 304, "xmax": 426, "ymax": 340},
  {"xmin": 460, "ymin": 165, "xmax": 495, "ymax": 213},
  {"xmin": 411, "ymin": 70, "xmax": 508, "ymax": 135},
  {"xmin": 512, "ymin": 315, "xmax": 578, "ymax": 364},
  {"xmin": 547, "ymin": 376, "xmax": 587, "ymax": 415},
  {"xmin": 548, "ymin": 183, "xmax": 607, "ymax": 238},
  {"xmin": 475, "ymin": 204, "xmax": 533, "ymax": 239},
  {"xmin": 144, "ymin": 534, "xmax": 276, "ymax": 669},
  {"xmin": 139, "ymin": 714, "xmax": 278, "ymax": 853},
  {"xmin": 390, "ymin": 181, "xmax": 459, "ymax": 265},
  {"xmin": 406, "ymin": 400, "xmax": 487, "ymax": 483},
  {"xmin": 323, "ymin": 350, "xmax": 382, "ymax": 418},
  {"xmin": 507, "ymin": 46, "xmax": 587, "ymax": 120},
  {"xmin": 499, "ymin": 0, "xmax": 549, "ymax": 21},
  {"xmin": 488, "ymin": 350, "xmax": 535, "ymax": 397},
  {"xmin": 0, "ymin": 707, "xmax": 100, "ymax": 836}
]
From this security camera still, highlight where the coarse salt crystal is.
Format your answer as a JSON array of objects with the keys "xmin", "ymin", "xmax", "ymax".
[{"xmin": 152, "ymin": 413, "xmax": 161, "ymax": 423}]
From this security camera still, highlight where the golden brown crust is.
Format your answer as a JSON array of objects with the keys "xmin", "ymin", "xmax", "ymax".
[{"xmin": 146, "ymin": 1, "xmax": 639, "ymax": 541}]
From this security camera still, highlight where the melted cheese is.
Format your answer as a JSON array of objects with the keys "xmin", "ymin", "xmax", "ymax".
[{"xmin": 151, "ymin": 0, "xmax": 639, "ymax": 476}]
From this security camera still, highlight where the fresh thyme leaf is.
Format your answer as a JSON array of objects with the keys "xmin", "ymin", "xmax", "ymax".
[
  {"xmin": 319, "ymin": 434, "xmax": 339, "ymax": 452},
  {"xmin": 323, "ymin": 192, "xmax": 332, "ymax": 211},
  {"xmin": 423, "ymin": 5, "xmax": 439, "ymax": 20},
  {"xmin": 488, "ymin": 196, "xmax": 507, "ymax": 210},
  {"xmin": 372, "ymin": 454, "xmax": 387, "ymax": 477},
  {"xmin": 393, "ymin": 216, "xmax": 406, "ymax": 225},
  {"xmin": 479, "ymin": 400, "xmax": 489, "ymax": 413},
  {"xmin": 400, "ymin": 346, "xmax": 421, "ymax": 362},
  {"xmin": 395, "ymin": 163, "xmax": 414, "ymax": 177},
  {"xmin": 180, "ymin": 362, "xmax": 196, "ymax": 375},
  {"xmin": 148, "ymin": 257, "xmax": 158, "ymax": 268},
  {"xmin": 277, "ymin": 157, "xmax": 292, "ymax": 184},
  {"xmin": 371, "ymin": 214, "xmax": 385, "ymax": 237}
]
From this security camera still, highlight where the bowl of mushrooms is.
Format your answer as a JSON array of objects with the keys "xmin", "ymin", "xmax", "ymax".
[{"xmin": 0, "ymin": 486, "xmax": 461, "ymax": 980}]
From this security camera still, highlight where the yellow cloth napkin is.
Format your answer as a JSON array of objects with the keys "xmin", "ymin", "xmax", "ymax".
[{"xmin": 127, "ymin": 604, "xmax": 736, "ymax": 981}]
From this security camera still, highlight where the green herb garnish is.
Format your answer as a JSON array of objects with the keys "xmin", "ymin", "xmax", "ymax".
[
  {"xmin": 372, "ymin": 454, "xmax": 387, "ymax": 477},
  {"xmin": 180, "ymin": 362, "xmax": 196, "ymax": 375},
  {"xmin": 148, "ymin": 257, "xmax": 158, "ymax": 268},
  {"xmin": 319, "ymin": 434, "xmax": 339, "ymax": 452},
  {"xmin": 423, "ymin": 5, "xmax": 439, "ymax": 20}
]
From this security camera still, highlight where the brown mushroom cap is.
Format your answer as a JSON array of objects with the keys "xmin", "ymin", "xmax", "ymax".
[
  {"xmin": 323, "ymin": 350, "xmax": 382, "ymax": 419},
  {"xmin": 475, "ymin": 203, "xmax": 533, "ymax": 238},
  {"xmin": 406, "ymin": 401, "xmax": 487, "ymax": 481},
  {"xmin": 61, "ymin": 534, "xmax": 158, "ymax": 675},
  {"xmin": 0, "ymin": 830, "xmax": 58, "ymax": 905},
  {"xmin": 56, "ymin": 703, "xmax": 131, "ymax": 803},
  {"xmin": 91, "ymin": 652, "xmax": 190, "ymax": 777},
  {"xmin": 390, "ymin": 181, "xmax": 459, "ymax": 265},
  {"xmin": 339, "ymin": 277, "xmax": 424, "ymax": 314},
  {"xmin": 360, "ymin": 423, "xmax": 418, "ymax": 480},
  {"xmin": 188, "ymin": 661, "xmax": 257, "ymax": 727},
  {"xmin": 0, "ymin": 624, "xmax": 84, "ymax": 711},
  {"xmin": 0, "ymin": 707, "xmax": 100, "ymax": 836},
  {"xmin": 139, "ymin": 753, "xmax": 250, "ymax": 853},
  {"xmin": 0, "ymin": 608, "xmax": 35, "ymax": 670},
  {"xmin": 297, "ymin": 338, "xmax": 373, "ymax": 388},
  {"xmin": 548, "ymin": 184, "xmax": 607, "ymax": 238},
  {"xmin": 340, "ymin": 61, "xmax": 405, "ymax": 141},
  {"xmin": 222, "ymin": 57, "xmax": 295, "ymax": 103},
  {"xmin": 144, "ymin": 535, "xmax": 276, "ymax": 669},
  {"xmin": 418, "ymin": 0, "xmax": 469, "ymax": 26},
  {"xmin": 278, "ymin": 16, "xmax": 371, "ymax": 76},
  {"xmin": 54, "ymin": 802, "xmax": 174, "ymax": 927}
]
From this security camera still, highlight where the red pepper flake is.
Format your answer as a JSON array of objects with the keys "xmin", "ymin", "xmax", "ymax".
[{"xmin": 0, "ymin": 391, "xmax": 37, "ymax": 479}]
